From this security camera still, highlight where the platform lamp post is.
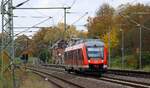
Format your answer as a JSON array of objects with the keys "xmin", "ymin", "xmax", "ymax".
[
  {"xmin": 137, "ymin": 24, "xmax": 142, "ymax": 70},
  {"xmin": 120, "ymin": 28, "xmax": 124, "ymax": 69},
  {"xmin": 108, "ymin": 26, "xmax": 111, "ymax": 68}
]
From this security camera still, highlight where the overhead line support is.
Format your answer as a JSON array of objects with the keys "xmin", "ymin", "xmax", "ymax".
[
  {"xmin": 1, "ymin": 0, "xmax": 16, "ymax": 88},
  {"xmin": 13, "ymin": 7, "xmax": 71, "ymax": 10}
]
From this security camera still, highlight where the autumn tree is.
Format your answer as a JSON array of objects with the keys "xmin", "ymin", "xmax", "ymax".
[
  {"xmin": 87, "ymin": 3, "xmax": 115, "ymax": 38},
  {"xmin": 15, "ymin": 35, "xmax": 33, "ymax": 57},
  {"xmin": 87, "ymin": 3, "xmax": 119, "ymax": 50}
]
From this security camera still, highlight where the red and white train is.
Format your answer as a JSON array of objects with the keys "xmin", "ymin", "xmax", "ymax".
[{"xmin": 64, "ymin": 39, "xmax": 108, "ymax": 74}]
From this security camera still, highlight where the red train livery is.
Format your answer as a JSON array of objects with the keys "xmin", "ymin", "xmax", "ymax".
[{"xmin": 64, "ymin": 39, "xmax": 108, "ymax": 73}]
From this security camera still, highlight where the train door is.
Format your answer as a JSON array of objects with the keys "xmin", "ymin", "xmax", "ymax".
[
  {"xmin": 73, "ymin": 50, "xmax": 78, "ymax": 66},
  {"xmin": 76, "ymin": 49, "xmax": 79, "ymax": 67},
  {"xmin": 71, "ymin": 51, "xmax": 74, "ymax": 66},
  {"xmin": 64, "ymin": 52, "xmax": 68, "ymax": 65},
  {"xmin": 78, "ymin": 49, "xmax": 83, "ymax": 66},
  {"xmin": 75, "ymin": 50, "xmax": 78, "ymax": 67}
]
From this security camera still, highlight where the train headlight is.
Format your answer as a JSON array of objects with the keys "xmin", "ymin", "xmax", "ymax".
[
  {"xmin": 101, "ymin": 60, "xmax": 104, "ymax": 63},
  {"xmin": 103, "ymin": 65, "xmax": 107, "ymax": 68},
  {"xmin": 88, "ymin": 60, "xmax": 90, "ymax": 63}
]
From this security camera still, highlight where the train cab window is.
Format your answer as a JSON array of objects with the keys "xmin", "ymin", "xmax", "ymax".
[{"xmin": 87, "ymin": 46, "xmax": 104, "ymax": 59}]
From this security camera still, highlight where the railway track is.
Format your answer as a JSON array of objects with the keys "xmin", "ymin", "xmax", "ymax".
[
  {"xmin": 100, "ymin": 76, "xmax": 150, "ymax": 88},
  {"xmin": 27, "ymin": 65, "xmax": 150, "ymax": 88},
  {"xmin": 40, "ymin": 64, "xmax": 150, "ymax": 88},
  {"xmin": 76, "ymin": 72, "xmax": 150, "ymax": 88},
  {"xmin": 42, "ymin": 64, "xmax": 150, "ymax": 76},
  {"xmin": 27, "ymin": 67, "xmax": 85, "ymax": 88},
  {"xmin": 107, "ymin": 69, "xmax": 150, "ymax": 78}
]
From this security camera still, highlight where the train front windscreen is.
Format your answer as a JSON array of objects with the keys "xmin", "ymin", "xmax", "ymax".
[{"xmin": 87, "ymin": 46, "xmax": 104, "ymax": 59}]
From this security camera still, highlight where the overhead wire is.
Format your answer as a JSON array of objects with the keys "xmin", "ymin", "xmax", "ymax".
[
  {"xmin": 26, "ymin": 1, "xmax": 67, "ymax": 26},
  {"xmin": 14, "ymin": 2, "xmax": 56, "ymax": 29},
  {"xmin": 119, "ymin": 13, "xmax": 150, "ymax": 31},
  {"xmin": 14, "ymin": 0, "xmax": 77, "ymax": 39},
  {"xmin": 70, "ymin": 0, "xmax": 76, "ymax": 7},
  {"xmin": 26, "ymin": 3, "xmax": 48, "ymax": 16},
  {"xmin": 15, "ymin": 17, "xmax": 52, "ymax": 37},
  {"xmin": 63, "ymin": 12, "xmax": 88, "ymax": 40},
  {"xmin": 71, "ymin": 12, "xmax": 88, "ymax": 25},
  {"xmin": 14, "ymin": 0, "xmax": 30, "ymax": 8},
  {"xmin": 117, "ymin": 0, "xmax": 150, "ymax": 31},
  {"xmin": 13, "ymin": 15, "xmax": 51, "ymax": 18}
]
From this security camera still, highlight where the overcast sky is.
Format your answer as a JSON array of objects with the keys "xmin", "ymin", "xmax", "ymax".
[{"xmin": 0, "ymin": 0, "xmax": 149, "ymax": 36}]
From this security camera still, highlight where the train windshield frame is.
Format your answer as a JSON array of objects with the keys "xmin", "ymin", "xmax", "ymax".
[{"xmin": 86, "ymin": 46, "xmax": 104, "ymax": 59}]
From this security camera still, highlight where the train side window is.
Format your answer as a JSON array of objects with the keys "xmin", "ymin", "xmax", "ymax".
[
  {"xmin": 66, "ymin": 52, "xmax": 68, "ymax": 60},
  {"xmin": 69, "ymin": 51, "xmax": 71, "ymax": 59},
  {"xmin": 70, "ymin": 51, "xmax": 73, "ymax": 59},
  {"xmin": 75, "ymin": 50, "xmax": 77, "ymax": 59},
  {"xmin": 74, "ymin": 50, "xmax": 76, "ymax": 59},
  {"xmin": 77, "ymin": 49, "xmax": 79, "ymax": 59},
  {"xmin": 71, "ymin": 50, "xmax": 74, "ymax": 63},
  {"xmin": 78, "ymin": 49, "xmax": 80, "ymax": 59},
  {"xmin": 64, "ymin": 52, "xmax": 66, "ymax": 59},
  {"xmin": 78, "ymin": 49, "xmax": 83, "ymax": 60},
  {"xmin": 76, "ymin": 50, "xmax": 78, "ymax": 59},
  {"xmin": 78, "ymin": 49, "xmax": 81, "ymax": 59},
  {"xmin": 73, "ymin": 50, "xmax": 75, "ymax": 59},
  {"xmin": 74, "ymin": 50, "xmax": 77, "ymax": 59},
  {"xmin": 67, "ymin": 52, "xmax": 69, "ymax": 59},
  {"xmin": 72, "ymin": 50, "xmax": 74, "ymax": 59}
]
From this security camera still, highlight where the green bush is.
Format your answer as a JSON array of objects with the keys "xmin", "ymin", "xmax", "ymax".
[
  {"xmin": 39, "ymin": 49, "xmax": 50, "ymax": 63},
  {"xmin": 111, "ymin": 55, "xmax": 138, "ymax": 69},
  {"xmin": 111, "ymin": 56, "xmax": 122, "ymax": 69},
  {"xmin": 143, "ymin": 65, "xmax": 150, "ymax": 72},
  {"xmin": 111, "ymin": 53, "xmax": 150, "ymax": 71},
  {"xmin": 0, "ymin": 58, "xmax": 1, "ymax": 65},
  {"xmin": 142, "ymin": 52, "xmax": 150, "ymax": 67},
  {"xmin": 124, "ymin": 55, "xmax": 138, "ymax": 69}
]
